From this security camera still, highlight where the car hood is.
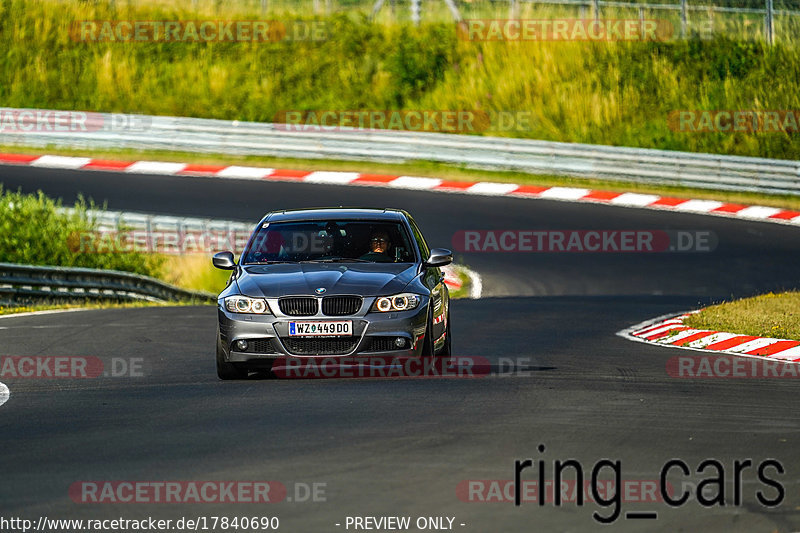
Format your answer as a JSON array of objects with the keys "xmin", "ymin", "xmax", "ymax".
[{"xmin": 235, "ymin": 263, "xmax": 418, "ymax": 298}]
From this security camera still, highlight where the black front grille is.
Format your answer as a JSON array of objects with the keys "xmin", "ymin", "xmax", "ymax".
[
  {"xmin": 279, "ymin": 297, "xmax": 318, "ymax": 316},
  {"xmin": 232, "ymin": 338, "xmax": 276, "ymax": 354},
  {"xmin": 282, "ymin": 337, "xmax": 359, "ymax": 355},
  {"xmin": 322, "ymin": 296, "xmax": 362, "ymax": 316},
  {"xmin": 251, "ymin": 339, "xmax": 276, "ymax": 353},
  {"xmin": 363, "ymin": 336, "xmax": 408, "ymax": 352}
]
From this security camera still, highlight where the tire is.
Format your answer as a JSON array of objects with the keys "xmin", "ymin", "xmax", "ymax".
[{"xmin": 216, "ymin": 341, "xmax": 248, "ymax": 380}]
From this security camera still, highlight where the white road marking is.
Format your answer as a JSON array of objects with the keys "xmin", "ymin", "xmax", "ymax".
[
  {"xmin": 0, "ymin": 382, "xmax": 9, "ymax": 407},
  {"xmin": 125, "ymin": 161, "xmax": 187, "ymax": 174},
  {"xmin": 725, "ymin": 337, "xmax": 781, "ymax": 353},
  {"xmin": 303, "ymin": 171, "xmax": 360, "ymax": 184},
  {"xmin": 465, "ymin": 182, "xmax": 519, "ymax": 195},
  {"xmin": 735, "ymin": 206, "xmax": 783, "ymax": 219},
  {"xmin": 538, "ymin": 187, "xmax": 591, "ymax": 200},
  {"xmin": 389, "ymin": 176, "xmax": 442, "ymax": 189},
  {"xmin": 684, "ymin": 332, "xmax": 739, "ymax": 348},
  {"xmin": 216, "ymin": 166, "xmax": 274, "ymax": 179},
  {"xmin": 768, "ymin": 346, "xmax": 800, "ymax": 360},
  {"xmin": 30, "ymin": 155, "xmax": 92, "ymax": 169},
  {"xmin": 654, "ymin": 328, "xmax": 705, "ymax": 344},
  {"xmin": 672, "ymin": 199, "xmax": 724, "ymax": 212},
  {"xmin": 0, "ymin": 308, "xmax": 91, "ymax": 320},
  {"xmin": 610, "ymin": 193, "xmax": 661, "ymax": 206},
  {"xmin": 0, "ymin": 324, "xmax": 93, "ymax": 329}
]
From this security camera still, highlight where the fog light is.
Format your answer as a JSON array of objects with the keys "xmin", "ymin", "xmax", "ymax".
[
  {"xmin": 236, "ymin": 340, "xmax": 248, "ymax": 351},
  {"xmin": 395, "ymin": 337, "xmax": 406, "ymax": 348}
]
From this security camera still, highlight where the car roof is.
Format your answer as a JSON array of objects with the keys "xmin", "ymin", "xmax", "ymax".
[{"xmin": 262, "ymin": 208, "xmax": 408, "ymax": 223}]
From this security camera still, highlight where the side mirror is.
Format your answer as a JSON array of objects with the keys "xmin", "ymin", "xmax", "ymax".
[
  {"xmin": 212, "ymin": 251, "xmax": 236, "ymax": 270},
  {"xmin": 424, "ymin": 248, "xmax": 453, "ymax": 267}
]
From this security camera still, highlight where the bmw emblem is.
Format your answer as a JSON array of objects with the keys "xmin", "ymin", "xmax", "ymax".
[{"xmin": 315, "ymin": 287, "xmax": 326, "ymax": 295}]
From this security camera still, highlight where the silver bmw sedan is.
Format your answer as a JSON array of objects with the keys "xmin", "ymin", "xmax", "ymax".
[{"xmin": 213, "ymin": 208, "xmax": 453, "ymax": 379}]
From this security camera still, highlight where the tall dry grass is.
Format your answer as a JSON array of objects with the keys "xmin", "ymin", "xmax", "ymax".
[{"xmin": 1, "ymin": 0, "xmax": 800, "ymax": 158}]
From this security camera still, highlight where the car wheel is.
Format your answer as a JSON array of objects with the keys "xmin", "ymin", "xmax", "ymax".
[
  {"xmin": 216, "ymin": 340, "xmax": 248, "ymax": 380},
  {"xmin": 437, "ymin": 309, "xmax": 452, "ymax": 357}
]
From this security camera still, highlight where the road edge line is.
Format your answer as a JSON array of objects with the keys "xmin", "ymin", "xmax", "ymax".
[{"xmin": 0, "ymin": 381, "xmax": 9, "ymax": 407}]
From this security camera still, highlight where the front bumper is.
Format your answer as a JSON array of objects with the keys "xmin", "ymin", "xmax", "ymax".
[{"xmin": 217, "ymin": 297, "xmax": 429, "ymax": 364}]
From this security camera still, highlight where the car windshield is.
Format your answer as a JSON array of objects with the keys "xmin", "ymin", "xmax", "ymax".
[{"xmin": 241, "ymin": 220, "xmax": 415, "ymax": 264}]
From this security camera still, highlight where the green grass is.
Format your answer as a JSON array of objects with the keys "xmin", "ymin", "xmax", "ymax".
[
  {"xmin": 161, "ymin": 254, "xmax": 231, "ymax": 294},
  {"xmin": 685, "ymin": 292, "xmax": 800, "ymax": 339},
  {"xmin": 1, "ymin": 1, "xmax": 800, "ymax": 159}
]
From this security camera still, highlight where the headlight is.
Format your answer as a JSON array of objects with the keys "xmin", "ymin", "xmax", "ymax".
[
  {"xmin": 371, "ymin": 293, "xmax": 421, "ymax": 312},
  {"xmin": 224, "ymin": 296, "xmax": 271, "ymax": 314}
]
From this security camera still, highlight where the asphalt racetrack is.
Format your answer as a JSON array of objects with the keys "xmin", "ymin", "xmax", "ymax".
[{"xmin": 2, "ymin": 165, "xmax": 800, "ymax": 532}]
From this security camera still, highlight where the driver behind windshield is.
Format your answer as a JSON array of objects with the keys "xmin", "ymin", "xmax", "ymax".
[{"xmin": 360, "ymin": 230, "xmax": 393, "ymax": 262}]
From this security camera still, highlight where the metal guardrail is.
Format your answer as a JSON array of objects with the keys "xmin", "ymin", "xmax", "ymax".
[
  {"xmin": 0, "ymin": 262, "xmax": 215, "ymax": 307},
  {"xmin": 2, "ymin": 108, "xmax": 800, "ymax": 195},
  {"xmin": 67, "ymin": 208, "xmax": 254, "ymax": 242},
  {"xmin": 0, "ymin": 211, "xmax": 255, "ymax": 307}
]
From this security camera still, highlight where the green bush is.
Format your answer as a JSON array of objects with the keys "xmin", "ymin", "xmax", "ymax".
[{"xmin": 0, "ymin": 187, "xmax": 164, "ymax": 277}]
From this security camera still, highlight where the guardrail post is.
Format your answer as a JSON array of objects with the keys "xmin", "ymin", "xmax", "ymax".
[
  {"xmin": 638, "ymin": 6, "xmax": 644, "ymax": 33},
  {"xmin": 371, "ymin": 0, "xmax": 386, "ymax": 20},
  {"xmin": 442, "ymin": 0, "xmax": 463, "ymax": 22},
  {"xmin": 765, "ymin": 0, "xmax": 775, "ymax": 44},
  {"xmin": 680, "ymin": 0, "xmax": 688, "ymax": 38},
  {"xmin": 708, "ymin": 6, "xmax": 714, "ymax": 36}
]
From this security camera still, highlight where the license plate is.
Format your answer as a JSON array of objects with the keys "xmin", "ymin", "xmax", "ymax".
[{"xmin": 289, "ymin": 321, "xmax": 352, "ymax": 337}]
